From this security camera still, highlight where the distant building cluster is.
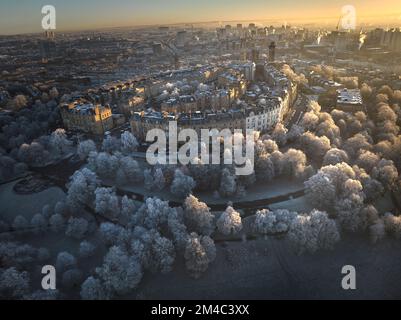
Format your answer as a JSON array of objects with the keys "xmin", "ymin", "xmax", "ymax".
[
  {"xmin": 130, "ymin": 63, "xmax": 298, "ymax": 140},
  {"xmin": 336, "ymin": 88, "xmax": 363, "ymax": 111},
  {"xmin": 60, "ymin": 101, "xmax": 114, "ymax": 135}
]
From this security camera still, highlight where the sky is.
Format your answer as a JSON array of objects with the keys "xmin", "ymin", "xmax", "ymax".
[{"xmin": 0, "ymin": 0, "xmax": 400, "ymax": 35}]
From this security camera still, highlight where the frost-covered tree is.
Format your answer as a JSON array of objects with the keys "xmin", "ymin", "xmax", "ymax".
[
  {"xmin": 93, "ymin": 152, "xmax": 119, "ymax": 178},
  {"xmin": 96, "ymin": 246, "xmax": 143, "ymax": 296},
  {"xmin": 146, "ymin": 231, "xmax": 176, "ymax": 274},
  {"xmin": 383, "ymin": 213, "xmax": 401, "ymax": 239},
  {"xmin": 356, "ymin": 150, "xmax": 380, "ymax": 173},
  {"xmin": 334, "ymin": 192, "xmax": 366, "ymax": 232},
  {"xmin": 94, "ymin": 187, "xmax": 121, "ymax": 220},
  {"xmin": 12, "ymin": 215, "xmax": 29, "ymax": 231},
  {"xmin": 184, "ymin": 233, "xmax": 215, "ymax": 279},
  {"xmin": 371, "ymin": 159, "xmax": 399, "ymax": 189},
  {"xmin": 300, "ymin": 132, "xmax": 331, "ymax": 162},
  {"xmin": 0, "ymin": 242, "xmax": 38, "ymax": 268},
  {"xmin": 67, "ymin": 168, "xmax": 99, "ymax": 210},
  {"xmin": 50, "ymin": 128, "xmax": 70, "ymax": 155},
  {"xmin": 41, "ymin": 204, "xmax": 52, "ymax": 219},
  {"xmin": 120, "ymin": 131, "xmax": 138, "ymax": 154},
  {"xmin": 170, "ymin": 169, "xmax": 196, "ymax": 198},
  {"xmin": 102, "ymin": 135, "xmax": 120, "ymax": 153},
  {"xmin": 305, "ymin": 162, "xmax": 356, "ymax": 209},
  {"xmin": 143, "ymin": 168, "xmax": 154, "ymax": 190},
  {"xmin": 80, "ymin": 276, "xmax": 109, "ymax": 300},
  {"xmin": 30, "ymin": 213, "xmax": 47, "ymax": 234},
  {"xmin": 217, "ymin": 206, "xmax": 242, "ymax": 235},
  {"xmin": 49, "ymin": 213, "xmax": 65, "ymax": 232},
  {"xmin": 282, "ymin": 149, "xmax": 307, "ymax": 178},
  {"xmin": 323, "ymin": 148, "xmax": 349, "ymax": 166},
  {"xmin": 255, "ymin": 153, "xmax": 275, "ymax": 181},
  {"xmin": 168, "ymin": 214, "xmax": 189, "ymax": 251},
  {"xmin": 0, "ymin": 267, "xmax": 30, "ymax": 298},
  {"xmin": 183, "ymin": 195, "xmax": 214, "ymax": 235},
  {"xmin": 79, "ymin": 241, "xmax": 96, "ymax": 258},
  {"xmin": 65, "ymin": 217, "xmax": 89, "ymax": 239},
  {"xmin": 272, "ymin": 123, "xmax": 288, "ymax": 146},
  {"xmin": 77, "ymin": 140, "xmax": 97, "ymax": 160},
  {"xmin": 219, "ymin": 168, "xmax": 236, "ymax": 197},
  {"xmin": 54, "ymin": 201, "xmax": 68, "ymax": 217},
  {"xmin": 288, "ymin": 210, "xmax": 340, "ymax": 255},
  {"xmin": 254, "ymin": 209, "xmax": 297, "ymax": 234},
  {"xmin": 116, "ymin": 156, "xmax": 142, "ymax": 185},
  {"xmin": 153, "ymin": 168, "xmax": 166, "ymax": 191},
  {"xmin": 56, "ymin": 252, "xmax": 77, "ymax": 273},
  {"xmin": 99, "ymin": 222, "xmax": 131, "ymax": 247},
  {"xmin": 343, "ymin": 133, "xmax": 371, "ymax": 160},
  {"xmin": 134, "ymin": 197, "xmax": 173, "ymax": 229},
  {"xmin": 120, "ymin": 195, "xmax": 136, "ymax": 222},
  {"xmin": 369, "ymin": 219, "xmax": 385, "ymax": 244}
]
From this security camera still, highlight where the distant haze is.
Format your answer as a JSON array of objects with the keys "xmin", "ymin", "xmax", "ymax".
[{"xmin": 0, "ymin": 0, "xmax": 400, "ymax": 35}]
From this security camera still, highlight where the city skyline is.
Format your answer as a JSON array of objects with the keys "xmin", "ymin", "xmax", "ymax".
[{"xmin": 1, "ymin": 0, "xmax": 401, "ymax": 35}]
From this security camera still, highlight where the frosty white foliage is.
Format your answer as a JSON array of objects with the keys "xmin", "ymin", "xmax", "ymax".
[
  {"xmin": 254, "ymin": 209, "xmax": 297, "ymax": 234},
  {"xmin": 120, "ymin": 195, "xmax": 136, "ymax": 222},
  {"xmin": 93, "ymin": 152, "xmax": 119, "ymax": 178},
  {"xmin": 116, "ymin": 156, "xmax": 142, "ymax": 184},
  {"xmin": 96, "ymin": 246, "xmax": 143, "ymax": 296},
  {"xmin": 77, "ymin": 140, "xmax": 97, "ymax": 160},
  {"xmin": 100, "ymin": 222, "xmax": 131, "ymax": 247},
  {"xmin": 12, "ymin": 215, "xmax": 29, "ymax": 230},
  {"xmin": 94, "ymin": 187, "xmax": 121, "ymax": 220},
  {"xmin": 143, "ymin": 168, "xmax": 154, "ymax": 190},
  {"xmin": 383, "ymin": 213, "xmax": 401, "ymax": 239},
  {"xmin": 304, "ymin": 162, "xmax": 356, "ymax": 209},
  {"xmin": 54, "ymin": 201, "xmax": 68, "ymax": 217},
  {"xmin": 65, "ymin": 217, "xmax": 88, "ymax": 239},
  {"xmin": 80, "ymin": 276, "xmax": 109, "ymax": 300},
  {"xmin": 102, "ymin": 135, "xmax": 120, "ymax": 153},
  {"xmin": 183, "ymin": 195, "xmax": 214, "ymax": 236},
  {"xmin": 184, "ymin": 233, "xmax": 215, "ymax": 279},
  {"xmin": 145, "ymin": 231, "xmax": 176, "ymax": 274},
  {"xmin": 217, "ymin": 206, "xmax": 242, "ymax": 235},
  {"xmin": 67, "ymin": 168, "xmax": 99, "ymax": 210},
  {"xmin": 323, "ymin": 148, "xmax": 349, "ymax": 166},
  {"xmin": 56, "ymin": 252, "xmax": 77, "ymax": 273},
  {"xmin": 369, "ymin": 219, "xmax": 386, "ymax": 244},
  {"xmin": 30, "ymin": 213, "xmax": 47, "ymax": 233},
  {"xmin": 50, "ymin": 128, "xmax": 70, "ymax": 155},
  {"xmin": 170, "ymin": 169, "xmax": 196, "ymax": 198},
  {"xmin": 79, "ymin": 241, "xmax": 96, "ymax": 258},
  {"xmin": 153, "ymin": 168, "xmax": 166, "ymax": 191},
  {"xmin": 288, "ymin": 210, "xmax": 340, "ymax": 255},
  {"xmin": 49, "ymin": 213, "xmax": 65, "ymax": 232},
  {"xmin": 219, "ymin": 168, "xmax": 237, "ymax": 197},
  {"xmin": 133, "ymin": 197, "xmax": 174, "ymax": 229},
  {"xmin": 120, "ymin": 131, "xmax": 138, "ymax": 154},
  {"xmin": 168, "ymin": 216, "xmax": 189, "ymax": 250},
  {"xmin": 0, "ymin": 267, "xmax": 30, "ymax": 298}
]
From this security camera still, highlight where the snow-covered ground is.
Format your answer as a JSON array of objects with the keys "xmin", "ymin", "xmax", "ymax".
[
  {"xmin": 0, "ymin": 180, "xmax": 66, "ymax": 223},
  {"xmin": 136, "ymin": 235, "xmax": 401, "ymax": 299}
]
